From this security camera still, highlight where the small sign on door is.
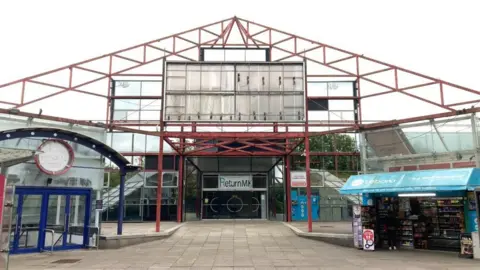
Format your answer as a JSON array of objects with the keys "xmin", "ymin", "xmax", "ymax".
[{"xmin": 95, "ymin": 200, "xmax": 103, "ymax": 210}]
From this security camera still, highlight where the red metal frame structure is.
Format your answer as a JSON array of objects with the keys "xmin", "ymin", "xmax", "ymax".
[{"xmin": 1, "ymin": 16, "xmax": 480, "ymax": 232}]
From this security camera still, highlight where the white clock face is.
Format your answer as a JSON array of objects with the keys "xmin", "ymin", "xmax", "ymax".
[{"xmin": 37, "ymin": 141, "xmax": 72, "ymax": 174}]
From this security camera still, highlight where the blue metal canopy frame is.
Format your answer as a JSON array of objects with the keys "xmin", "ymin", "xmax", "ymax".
[{"xmin": 0, "ymin": 127, "xmax": 140, "ymax": 235}]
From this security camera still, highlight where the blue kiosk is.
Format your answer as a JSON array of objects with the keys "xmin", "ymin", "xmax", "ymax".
[{"xmin": 340, "ymin": 168, "xmax": 480, "ymax": 251}]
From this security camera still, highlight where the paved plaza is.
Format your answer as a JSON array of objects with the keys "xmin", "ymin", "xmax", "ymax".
[{"xmin": 8, "ymin": 221, "xmax": 480, "ymax": 270}]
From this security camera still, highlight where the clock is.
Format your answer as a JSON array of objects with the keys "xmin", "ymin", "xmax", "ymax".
[{"xmin": 35, "ymin": 139, "xmax": 75, "ymax": 175}]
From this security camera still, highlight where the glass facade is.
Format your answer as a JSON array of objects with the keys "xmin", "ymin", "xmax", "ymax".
[
  {"xmin": 101, "ymin": 171, "xmax": 179, "ymax": 222},
  {"xmin": 164, "ymin": 62, "xmax": 305, "ymax": 121}
]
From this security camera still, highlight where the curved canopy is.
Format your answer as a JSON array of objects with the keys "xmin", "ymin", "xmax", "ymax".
[{"xmin": 0, "ymin": 127, "xmax": 136, "ymax": 170}]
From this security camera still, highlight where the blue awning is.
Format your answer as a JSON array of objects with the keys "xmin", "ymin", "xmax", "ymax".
[{"xmin": 340, "ymin": 168, "xmax": 480, "ymax": 194}]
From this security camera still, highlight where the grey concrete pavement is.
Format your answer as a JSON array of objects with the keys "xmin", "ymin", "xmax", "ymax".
[
  {"xmin": 100, "ymin": 222, "xmax": 179, "ymax": 236},
  {"xmin": 8, "ymin": 220, "xmax": 480, "ymax": 269},
  {"xmin": 289, "ymin": 221, "xmax": 353, "ymax": 234}
]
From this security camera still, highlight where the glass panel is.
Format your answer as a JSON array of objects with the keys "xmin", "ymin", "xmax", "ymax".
[
  {"xmin": 113, "ymin": 99, "xmax": 141, "ymax": 110},
  {"xmin": 235, "ymin": 96, "xmax": 251, "ymax": 120},
  {"xmin": 220, "ymin": 70, "xmax": 235, "ymax": 91},
  {"xmin": 252, "ymin": 175, "xmax": 267, "ymax": 188},
  {"xmin": 167, "ymin": 77, "xmax": 186, "ymax": 91},
  {"xmin": 167, "ymin": 63, "xmax": 186, "ymax": 71},
  {"xmin": 133, "ymin": 134, "xmax": 146, "ymax": 152},
  {"xmin": 16, "ymin": 195, "xmax": 42, "ymax": 250},
  {"xmin": 201, "ymin": 66, "xmax": 222, "ymax": 91},
  {"xmin": 140, "ymin": 110, "xmax": 160, "ymax": 121},
  {"xmin": 68, "ymin": 195, "xmax": 86, "ymax": 245},
  {"xmin": 162, "ymin": 172, "xmax": 178, "ymax": 187},
  {"xmin": 236, "ymin": 65, "xmax": 249, "ymax": 91},
  {"xmin": 186, "ymin": 70, "xmax": 201, "ymax": 90},
  {"xmin": 269, "ymin": 65, "xmax": 283, "ymax": 91},
  {"xmin": 249, "ymin": 65, "xmax": 261, "ymax": 92},
  {"xmin": 140, "ymin": 81, "xmax": 162, "ymax": 96},
  {"xmin": 45, "ymin": 195, "xmax": 66, "ymax": 248},
  {"xmin": 140, "ymin": 99, "xmax": 162, "ymax": 111},
  {"xmin": 113, "ymin": 111, "xmax": 128, "ymax": 121},
  {"xmin": 111, "ymin": 133, "xmax": 133, "ymax": 152},
  {"xmin": 146, "ymin": 135, "xmax": 160, "ymax": 152},
  {"xmin": 203, "ymin": 175, "xmax": 218, "ymax": 189},
  {"xmin": 184, "ymin": 167, "xmax": 199, "ymax": 221},
  {"xmin": 259, "ymin": 66, "xmax": 269, "ymax": 91},
  {"xmin": 114, "ymin": 81, "xmax": 141, "ymax": 96},
  {"xmin": 145, "ymin": 173, "xmax": 159, "ymax": 187}
]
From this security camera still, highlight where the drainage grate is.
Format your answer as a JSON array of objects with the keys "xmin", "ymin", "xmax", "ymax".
[{"xmin": 51, "ymin": 259, "xmax": 81, "ymax": 264}]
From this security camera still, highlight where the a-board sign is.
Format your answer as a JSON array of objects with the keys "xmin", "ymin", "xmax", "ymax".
[
  {"xmin": 459, "ymin": 233, "xmax": 474, "ymax": 258},
  {"xmin": 362, "ymin": 229, "xmax": 375, "ymax": 251}
]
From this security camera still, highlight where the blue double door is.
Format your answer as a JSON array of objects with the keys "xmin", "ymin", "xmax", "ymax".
[{"xmin": 11, "ymin": 187, "xmax": 92, "ymax": 254}]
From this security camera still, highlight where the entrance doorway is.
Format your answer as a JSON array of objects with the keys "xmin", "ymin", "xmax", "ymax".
[
  {"xmin": 202, "ymin": 191, "xmax": 266, "ymax": 219},
  {"xmin": 10, "ymin": 187, "xmax": 92, "ymax": 254}
]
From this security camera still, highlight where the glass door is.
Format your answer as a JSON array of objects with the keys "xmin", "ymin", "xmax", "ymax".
[
  {"xmin": 43, "ymin": 194, "xmax": 69, "ymax": 251},
  {"xmin": 66, "ymin": 195, "xmax": 87, "ymax": 247},
  {"xmin": 12, "ymin": 194, "xmax": 43, "ymax": 253},
  {"xmin": 10, "ymin": 187, "xmax": 92, "ymax": 254}
]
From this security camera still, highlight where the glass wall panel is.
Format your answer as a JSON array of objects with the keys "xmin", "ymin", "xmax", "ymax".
[
  {"xmin": 186, "ymin": 70, "xmax": 201, "ymax": 90},
  {"xmin": 167, "ymin": 77, "xmax": 186, "ymax": 91},
  {"xmin": 269, "ymin": 65, "xmax": 283, "ymax": 91},
  {"xmin": 164, "ymin": 62, "xmax": 304, "ymax": 122},
  {"xmin": 111, "ymin": 133, "xmax": 133, "ymax": 152},
  {"xmin": 114, "ymin": 81, "xmax": 141, "ymax": 96},
  {"xmin": 203, "ymin": 175, "xmax": 218, "ymax": 189},
  {"xmin": 184, "ymin": 164, "xmax": 200, "ymax": 221},
  {"xmin": 141, "ymin": 99, "xmax": 162, "ymax": 110},
  {"xmin": 114, "ymin": 99, "xmax": 141, "ymax": 110},
  {"xmin": 140, "ymin": 111, "xmax": 160, "ymax": 121},
  {"xmin": 236, "ymin": 65, "xmax": 249, "ymax": 91},
  {"xmin": 201, "ymin": 65, "xmax": 222, "ymax": 91},
  {"xmin": 220, "ymin": 68, "xmax": 235, "ymax": 91},
  {"xmin": 140, "ymin": 81, "xmax": 162, "ymax": 96},
  {"xmin": 133, "ymin": 134, "xmax": 146, "ymax": 152},
  {"xmin": 146, "ymin": 135, "xmax": 160, "ymax": 152}
]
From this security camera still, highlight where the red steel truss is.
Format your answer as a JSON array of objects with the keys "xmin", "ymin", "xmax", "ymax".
[{"xmin": 1, "ymin": 16, "xmax": 480, "ymax": 233}]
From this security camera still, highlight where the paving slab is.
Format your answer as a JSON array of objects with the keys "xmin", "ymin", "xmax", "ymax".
[{"xmin": 7, "ymin": 220, "xmax": 480, "ymax": 269}]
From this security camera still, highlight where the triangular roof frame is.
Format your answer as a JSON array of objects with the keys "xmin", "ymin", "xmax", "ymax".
[{"xmin": 0, "ymin": 16, "xmax": 479, "ymax": 136}]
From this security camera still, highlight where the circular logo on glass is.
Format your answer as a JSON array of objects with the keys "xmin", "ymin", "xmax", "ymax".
[{"xmin": 35, "ymin": 139, "xmax": 75, "ymax": 176}]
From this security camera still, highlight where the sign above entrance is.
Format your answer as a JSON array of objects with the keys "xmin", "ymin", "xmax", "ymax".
[
  {"xmin": 218, "ymin": 175, "xmax": 252, "ymax": 190},
  {"xmin": 291, "ymin": 171, "xmax": 307, "ymax": 187}
]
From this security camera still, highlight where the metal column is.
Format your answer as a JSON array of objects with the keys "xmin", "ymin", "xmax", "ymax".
[
  {"xmin": 177, "ymin": 155, "xmax": 184, "ymax": 223},
  {"xmin": 471, "ymin": 113, "xmax": 480, "ymax": 168},
  {"xmin": 156, "ymin": 136, "xmax": 164, "ymax": 232},
  {"xmin": 117, "ymin": 169, "xmax": 126, "ymax": 235},
  {"xmin": 303, "ymin": 59, "xmax": 312, "ymax": 232},
  {"xmin": 285, "ymin": 155, "xmax": 291, "ymax": 222},
  {"xmin": 305, "ymin": 134, "xmax": 312, "ymax": 232}
]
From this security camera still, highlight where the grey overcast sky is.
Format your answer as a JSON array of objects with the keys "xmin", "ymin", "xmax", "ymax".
[{"xmin": 0, "ymin": 0, "xmax": 479, "ymax": 132}]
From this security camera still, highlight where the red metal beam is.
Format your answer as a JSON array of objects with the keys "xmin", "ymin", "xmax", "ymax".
[
  {"xmin": 185, "ymin": 150, "xmax": 287, "ymax": 156},
  {"xmin": 163, "ymin": 132, "xmax": 306, "ymax": 139},
  {"xmin": 119, "ymin": 151, "xmax": 360, "ymax": 157}
]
